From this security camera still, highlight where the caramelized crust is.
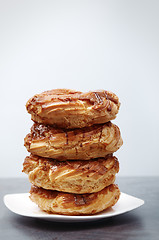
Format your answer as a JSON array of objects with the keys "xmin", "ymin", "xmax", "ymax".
[
  {"xmin": 22, "ymin": 154, "xmax": 119, "ymax": 193},
  {"xmin": 24, "ymin": 122, "xmax": 123, "ymax": 160},
  {"xmin": 26, "ymin": 89, "xmax": 120, "ymax": 129},
  {"xmin": 29, "ymin": 184, "xmax": 120, "ymax": 215}
]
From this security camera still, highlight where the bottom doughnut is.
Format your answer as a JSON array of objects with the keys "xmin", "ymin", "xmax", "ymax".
[{"xmin": 29, "ymin": 184, "xmax": 120, "ymax": 215}]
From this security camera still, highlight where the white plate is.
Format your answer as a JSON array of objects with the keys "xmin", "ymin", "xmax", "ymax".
[{"xmin": 3, "ymin": 192, "xmax": 144, "ymax": 222}]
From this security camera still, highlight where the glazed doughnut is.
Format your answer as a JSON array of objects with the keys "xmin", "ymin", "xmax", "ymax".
[
  {"xmin": 24, "ymin": 122, "xmax": 123, "ymax": 160},
  {"xmin": 22, "ymin": 154, "xmax": 119, "ymax": 194},
  {"xmin": 29, "ymin": 184, "xmax": 120, "ymax": 215},
  {"xmin": 26, "ymin": 89, "xmax": 120, "ymax": 129}
]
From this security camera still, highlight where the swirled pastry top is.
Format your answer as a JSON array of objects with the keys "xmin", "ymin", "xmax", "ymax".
[
  {"xmin": 24, "ymin": 122, "xmax": 123, "ymax": 160},
  {"xmin": 22, "ymin": 154, "xmax": 119, "ymax": 194},
  {"xmin": 26, "ymin": 89, "xmax": 120, "ymax": 128},
  {"xmin": 29, "ymin": 184, "xmax": 120, "ymax": 215}
]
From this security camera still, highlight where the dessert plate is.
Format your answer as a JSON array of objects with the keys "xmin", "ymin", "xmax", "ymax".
[{"xmin": 4, "ymin": 192, "xmax": 144, "ymax": 222}]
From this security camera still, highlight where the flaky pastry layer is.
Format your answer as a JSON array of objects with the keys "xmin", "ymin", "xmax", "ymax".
[
  {"xmin": 29, "ymin": 184, "xmax": 120, "ymax": 215},
  {"xmin": 24, "ymin": 122, "xmax": 123, "ymax": 160},
  {"xmin": 23, "ymin": 154, "xmax": 119, "ymax": 194},
  {"xmin": 26, "ymin": 89, "xmax": 120, "ymax": 129}
]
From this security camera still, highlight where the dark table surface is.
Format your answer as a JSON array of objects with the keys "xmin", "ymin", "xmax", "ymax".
[{"xmin": 0, "ymin": 177, "xmax": 159, "ymax": 240}]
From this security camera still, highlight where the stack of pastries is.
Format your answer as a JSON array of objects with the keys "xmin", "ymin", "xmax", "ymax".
[{"xmin": 22, "ymin": 89, "xmax": 123, "ymax": 215}]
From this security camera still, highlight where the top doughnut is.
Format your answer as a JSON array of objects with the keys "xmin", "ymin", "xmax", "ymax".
[{"xmin": 26, "ymin": 89, "xmax": 120, "ymax": 129}]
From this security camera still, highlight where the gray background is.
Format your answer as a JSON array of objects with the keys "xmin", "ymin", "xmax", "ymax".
[{"xmin": 0, "ymin": 0, "xmax": 159, "ymax": 178}]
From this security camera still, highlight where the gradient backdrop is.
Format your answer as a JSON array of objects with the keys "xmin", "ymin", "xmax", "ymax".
[{"xmin": 0, "ymin": 0, "xmax": 159, "ymax": 177}]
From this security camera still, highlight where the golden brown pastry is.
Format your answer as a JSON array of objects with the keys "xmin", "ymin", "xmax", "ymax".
[
  {"xmin": 26, "ymin": 89, "xmax": 120, "ymax": 129},
  {"xmin": 22, "ymin": 154, "xmax": 119, "ymax": 194},
  {"xmin": 29, "ymin": 184, "xmax": 120, "ymax": 215},
  {"xmin": 24, "ymin": 122, "xmax": 123, "ymax": 160}
]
